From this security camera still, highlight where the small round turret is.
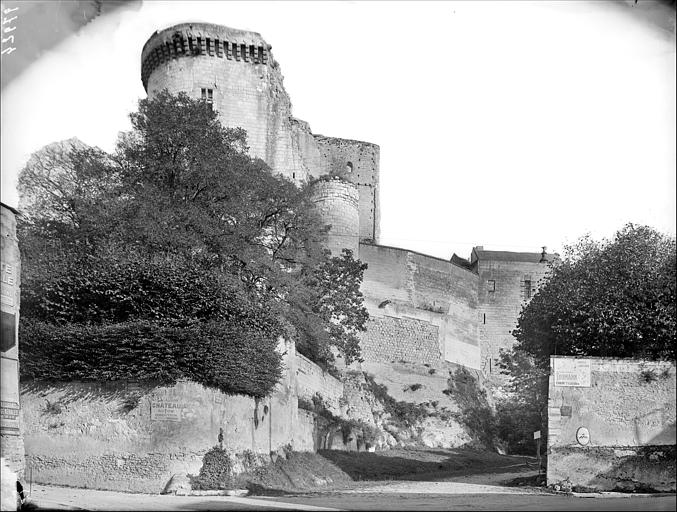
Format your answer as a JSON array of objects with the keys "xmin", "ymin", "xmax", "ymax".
[{"xmin": 310, "ymin": 177, "xmax": 360, "ymax": 257}]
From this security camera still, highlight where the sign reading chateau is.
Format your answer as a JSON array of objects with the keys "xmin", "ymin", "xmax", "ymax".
[
  {"xmin": 554, "ymin": 358, "xmax": 591, "ymax": 387},
  {"xmin": 150, "ymin": 398, "xmax": 196, "ymax": 421}
]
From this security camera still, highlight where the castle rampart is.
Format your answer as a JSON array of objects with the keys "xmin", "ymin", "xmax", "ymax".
[{"xmin": 358, "ymin": 243, "xmax": 481, "ymax": 370}]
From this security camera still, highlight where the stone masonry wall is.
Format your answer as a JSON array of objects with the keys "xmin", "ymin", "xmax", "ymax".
[
  {"xmin": 1, "ymin": 203, "xmax": 24, "ymax": 480},
  {"xmin": 358, "ymin": 243, "xmax": 480, "ymax": 370},
  {"xmin": 22, "ymin": 380, "xmax": 287, "ymax": 493},
  {"xmin": 19, "ymin": 343, "xmax": 348, "ymax": 492},
  {"xmin": 313, "ymin": 136, "xmax": 380, "ymax": 243},
  {"xmin": 360, "ymin": 316, "xmax": 439, "ymax": 365},
  {"xmin": 311, "ymin": 177, "xmax": 360, "ymax": 256},
  {"xmin": 476, "ymin": 258, "xmax": 551, "ymax": 378},
  {"xmin": 547, "ymin": 357, "xmax": 676, "ymax": 492},
  {"xmin": 295, "ymin": 353, "xmax": 344, "ymax": 415},
  {"xmin": 144, "ymin": 23, "xmax": 310, "ymax": 185}
]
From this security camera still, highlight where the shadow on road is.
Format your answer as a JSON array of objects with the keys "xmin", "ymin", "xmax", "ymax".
[{"xmin": 317, "ymin": 448, "xmax": 533, "ymax": 483}]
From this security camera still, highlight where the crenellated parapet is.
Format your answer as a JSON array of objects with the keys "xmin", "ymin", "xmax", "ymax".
[{"xmin": 141, "ymin": 23, "xmax": 271, "ymax": 91}]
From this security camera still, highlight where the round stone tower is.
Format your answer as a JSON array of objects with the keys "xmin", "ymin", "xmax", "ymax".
[
  {"xmin": 310, "ymin": 177, "xmax": 360, "ymax": 257},
  {"xmin": 141, "ymin": 22, "xmax": 308, "ymax": 183}
]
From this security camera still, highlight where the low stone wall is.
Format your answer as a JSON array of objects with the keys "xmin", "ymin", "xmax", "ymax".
[
  {"xmin": 21, "ymin": 377, "xmax": 300, "ymax": 493},
  {"xmin": 295, "ymin": 352, "xmax": 344, "ymax": 415},
  {"xmin": 20, "ymin": 344, "xmax": 352, "ymax": 492},
  {"xmin": 547, "ymin": 357, "xmax": 676, "ymax": 492}
]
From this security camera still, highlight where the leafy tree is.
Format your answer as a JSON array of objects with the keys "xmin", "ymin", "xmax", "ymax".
[
  {"xmin": 513, "ymin": 223, "xmax": 676, "ymax": 365},
  {"xmin": 495, "ymin": 349, "xmax": 549, "ymax": 454},
  {"xmin": 18, "ymin": 90, "xmax": 369, "ymax": 395},
  {"xmin": 289, "ymin": 249, "xmax": 369, "ymax": 367},
  {"xmin": 496, "ymin": 224, "xmax": 676, "ymax": 453}
]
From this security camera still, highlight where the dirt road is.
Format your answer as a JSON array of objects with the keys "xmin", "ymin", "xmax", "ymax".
[{"xmin": 26, "ymin": 473, "xmax": 676, "ymax": 511}]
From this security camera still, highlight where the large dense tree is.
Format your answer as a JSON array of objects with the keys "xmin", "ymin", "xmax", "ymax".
[
  {"xmin": 18, "ymin": 90, "xmax": 368, "ymax": 395},
  {"xmin": 496, "ymin": 223, "xmax": 675, "ymax": 453},
  {"xmin": 512, "ymin": 223, "xmax": 675, "ymax": 365}
]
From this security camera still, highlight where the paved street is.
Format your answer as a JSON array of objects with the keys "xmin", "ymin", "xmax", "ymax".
[{"xmin": 25, "ymin": 479, "xmax": 676, "ymax": 511}]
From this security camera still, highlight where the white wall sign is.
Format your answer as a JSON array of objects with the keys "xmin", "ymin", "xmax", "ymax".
[
  {"xmin": 150, "ymin": 399, "xmax": 196, "ymax": 421},
  {"xmin": 533, "ymin": 430, "xmax": 541, "ymax": 440},
  {"xmin": 576, "ymin": 427, "xmax": 590, "ymax": 446},
  {"xmin": 554, "ymin": 358, "xmax": 591, "ymax": 387}
]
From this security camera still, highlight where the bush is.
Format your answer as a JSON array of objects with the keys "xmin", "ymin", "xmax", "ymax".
[
  {"xmin": 20, "ymin": 318, "xmax": 282, "ymax": 398},
  {"xmin": 298, "ymin": 393, "xmax": 380, "ymax": 448},
  {"xmin": 363, "ymin": 374, "xmax": 428, "ymax": 429},
  {"xmin": 446, "ymin": 368, "xmax": 497, "ymax": 449},
  {"xmin": 190, "ymin": 446, "xmax": 236, "ymax": 490}
]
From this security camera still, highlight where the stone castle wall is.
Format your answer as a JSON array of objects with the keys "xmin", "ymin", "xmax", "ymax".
[
  {"xmin": 475, "ymin": 254, "xmax": 552, "ymax": 378},
  {"xmin": 295, "ymin": 352, "xmax": 344, "ymax": 415},
  {"xmin": 311, "ymin": 178, "xmax": 360, "ymax": 256},
  {"xmin": 312, "ymin": 136, "xmax": 380, "ymax": 243},
  {"xmin": 358, "ymin": 243, "xmax": 480, "ymax": 370}
]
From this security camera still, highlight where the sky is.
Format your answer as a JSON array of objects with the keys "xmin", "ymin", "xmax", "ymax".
[{"xmin": 1, "ymin": 0, "xmax": 675, "ymax": 261}]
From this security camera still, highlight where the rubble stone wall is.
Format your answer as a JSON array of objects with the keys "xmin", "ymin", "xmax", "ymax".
[
  {"xmin": 19, "ymin": 344, "xmax": 346, "ymax": 492},
  {"xmin": 547, "ymin": 356, "xmax": 676, "ymax": 492},
  {"xmin": 295, "ymin": 353, "xmax": 344, "ymax": 415}
]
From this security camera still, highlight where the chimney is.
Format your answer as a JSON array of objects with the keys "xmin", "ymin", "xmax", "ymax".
[{"xmin": 539, "ymin": 246, "xmax": 548, "ymax": 263}]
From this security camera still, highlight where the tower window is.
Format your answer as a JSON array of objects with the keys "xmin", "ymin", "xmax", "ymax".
[
  {"xmin": 201, "ymin": 88, "xmax": 214, "ymax": 110},
  {"xmin": 523, "ymin": 274, "xmax": 532, "ymax": 299},
  {"xmin": 487, "ymin": 280, "xmax": 495, "ymax": 293},
  {"xmin": 346, "ymin": 162, "xmax": 354, "ymax": 173}
]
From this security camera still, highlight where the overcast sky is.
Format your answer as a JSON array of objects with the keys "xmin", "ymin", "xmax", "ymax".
[{"xmin": 1, "ymin": 0, "xmax": 675, "ymax": 260}]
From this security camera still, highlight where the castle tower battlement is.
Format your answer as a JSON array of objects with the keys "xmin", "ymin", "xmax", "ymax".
[{"xmin": 141, "ymin": 23, "xmax": 271, "ymax": 91}]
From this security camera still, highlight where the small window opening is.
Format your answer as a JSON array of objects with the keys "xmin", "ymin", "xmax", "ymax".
[
  {"xmin": 201, "ymin": 88, "xmax": 214, "ymax": 110},
  {"xmin": 346, "ymin": 162, "xmax": 354, "ymax": 173},
  {"xmin": 524, "ymin": 279, "xmax": 532, "ymax": 299},
  {"xmin": 487, "ymin": 280, "xmax": 495, "ymax": 293},
  {"xmin": 483, "ymin": 313, "xmax": 486, "ymax": 324}
]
